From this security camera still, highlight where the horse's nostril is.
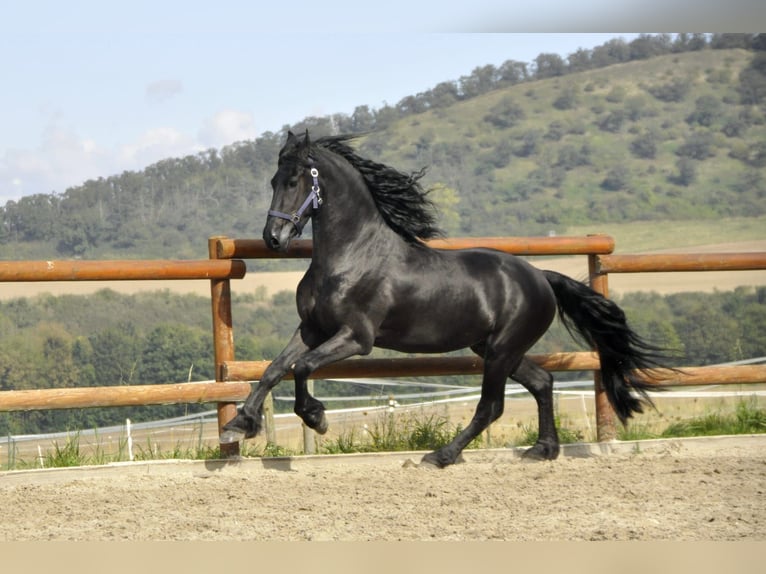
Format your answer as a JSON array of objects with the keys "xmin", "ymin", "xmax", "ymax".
[{"xmin": 268, "ymin": 235, "xmax": 281, "ymax": 250}]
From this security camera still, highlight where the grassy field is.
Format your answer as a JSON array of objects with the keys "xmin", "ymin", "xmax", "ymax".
[
  {"xmin": 565, "ymin": 215, "xmax": 766, "ymax": 253},
  {"xmin": 1, "ymin": 217, "xmax": 764, "ymax": 301}
]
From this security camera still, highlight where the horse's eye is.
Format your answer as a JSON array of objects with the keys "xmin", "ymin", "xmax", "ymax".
[{"xmin": 287, "ymin": 178, "xmax": 298, "ymax": 188}]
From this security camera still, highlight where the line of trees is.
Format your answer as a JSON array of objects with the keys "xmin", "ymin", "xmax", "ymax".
[
  {"xmin": 1, "ymin": 285, "xmax": 764, "ymax": 436},
  {"xmin": 345, "ymin": 34, "xmax": 765, "ymax": 132}
]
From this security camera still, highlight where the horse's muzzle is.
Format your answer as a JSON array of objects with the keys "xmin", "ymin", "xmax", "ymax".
[{"xmin": 263, "ymin": 219, "xmax": 295, "ymax": 252}]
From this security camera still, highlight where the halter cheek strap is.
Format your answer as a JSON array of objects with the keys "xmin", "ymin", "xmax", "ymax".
[{"xmin": 268, "ymin": 164, "xmax": 323, "ymax": 235}]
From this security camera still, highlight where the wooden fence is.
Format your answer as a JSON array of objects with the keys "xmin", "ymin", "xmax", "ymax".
[{"xmin": 1, "ymin": 235, "xmax": 765, "ymax": 456}]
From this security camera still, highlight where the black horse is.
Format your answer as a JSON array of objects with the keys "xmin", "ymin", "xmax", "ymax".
[{"xmin": 222, "ymin": 131, "xmax": 665, "ymax": 467}]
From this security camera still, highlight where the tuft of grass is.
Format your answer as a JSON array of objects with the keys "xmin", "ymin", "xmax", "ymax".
[
  {"xmin": 512, "ymin": 420, "xmax": 585, "ymax": 447},
  {"xmin": 321, "ymin": 409, "xmax": 480, "ymax": 455},
  {"xmin": 617, "ymin": 420, "xmax": 659, "ymax": 441},
  {"xmin": 512, "ymin": 411, "xmax": 586, "ymax": 447},
  {"xmin": 46, "ymin": 432, "xmax": 86, "ymax": 468},
  {"xmin": 661, "ymin": 398, "xmax": 766, "ymax": 438},
  {"xmin": 322, "ymin": 427, "xmax": 367, "ymax": 455}
]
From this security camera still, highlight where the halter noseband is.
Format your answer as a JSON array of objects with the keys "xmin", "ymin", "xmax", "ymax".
[{"xmin": 267, "ymin": 160, "xmax": 323, "ymax": 235}]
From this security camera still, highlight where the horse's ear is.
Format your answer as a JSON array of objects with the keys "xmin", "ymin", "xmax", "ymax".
[
  {"xmin": 304, "ymin": 129, "xmax": 311, "ymax": 149},
  {"xmin": 286, "ymin": 130, "xmax": 297, "ymax": 144}
]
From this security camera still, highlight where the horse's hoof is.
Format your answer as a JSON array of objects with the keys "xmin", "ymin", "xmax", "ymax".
[
  {"xmin": 222, "ymin": 413, "xmax": 260, "ymax": 440},
  {"xmin": 419, "ymin": 451, "xmax": 447, "ymax": 469},
  {"xmin": 313, "ymin": 412, "xmax": 329, "ymax": 435},
  {"xmin": 298, "ymin": 407, "xmax": 329, "ymax": 434},
  {"xmin": 219, "ymin": 430, "xmax": 246, "ymax": 444},
  {"xmin": 522, "ymin": 441, "xmax": 560, "ymax": 461}
]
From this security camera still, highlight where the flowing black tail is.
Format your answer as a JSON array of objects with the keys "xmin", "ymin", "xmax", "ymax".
[{"xmin": 543, "ymin": 270, "xmax": 667, "ymax": 423}]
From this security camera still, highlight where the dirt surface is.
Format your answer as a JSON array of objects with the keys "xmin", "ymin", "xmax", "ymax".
[{"xmin": 1, "ymin": 436, "xmax": 764, "ymax": 541}]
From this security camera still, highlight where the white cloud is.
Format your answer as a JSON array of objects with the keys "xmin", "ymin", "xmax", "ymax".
[
  {"xmin": 145, "ymin": 79, "xmax": 184, "ymax": 103},
  {"xmin": 198, "ymin": 109, "xmax": 256, "ymax": 149},
  {"xmin": 1, "ymin": 108, "xmax": 257, "ymax": 204},
  {"xmin": 118, "ymin": 127, "xmax": 200, "ymax": 168},
  {"xmin": 0, "ymin": 120, "xmax": 109, "ymax": 202}
]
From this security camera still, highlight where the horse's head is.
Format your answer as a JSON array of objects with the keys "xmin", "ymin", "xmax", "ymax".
[{"xmin": 263, "ymin": 130, "xmax": 322, "ymax": 251}]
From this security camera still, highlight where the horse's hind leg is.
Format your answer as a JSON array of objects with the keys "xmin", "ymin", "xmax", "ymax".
[
  {"xmin": 421, "ymin": 350, "xmax": 519, "ymax": 468},
  {"xmin": 511, "ymin": 357, "xmax": 560, "ymax": 460}
]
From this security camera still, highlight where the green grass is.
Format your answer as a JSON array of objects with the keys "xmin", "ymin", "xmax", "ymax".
[
  {"xmin": 321, "ymin": 409, "xmax": 482, "ymax": 455},
  {"xmin": 661, "ymin": 398, "xmax": 766, "ymax": 438},
  {"xmin": 512, "ymin": 417, "xmax": 585, "ymax": 447},
  {"xmin": 565, "ymin": 215, "xmax": 766, "ymax": 253},
  {"xmin": 4, "ymin": 399, "xmax": 765, "ymax": 471}
]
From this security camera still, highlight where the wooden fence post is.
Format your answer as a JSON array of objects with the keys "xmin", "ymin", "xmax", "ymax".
[
  {"xmin": 302, "ymin": 380, "xmax": 316, "ymax": 454},
  {"xmin": 209, "ymin": 236, "xmax": 240, "ymax": 457},
  {"xmin": 262, "ymin": 391, "xmax": 277, "ymax": 446},
  {"xmin": 588, "ymin": 245, "xmax": 617, "ymax": 442}
]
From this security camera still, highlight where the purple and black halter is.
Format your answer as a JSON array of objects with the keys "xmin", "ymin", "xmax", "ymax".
[{"xmin": 267, "ymin": 161, "xmax": 322, "ymax": 235}]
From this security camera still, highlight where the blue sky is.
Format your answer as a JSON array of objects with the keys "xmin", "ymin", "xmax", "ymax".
[{"xmin": 0, "ymin": 1, "xmax": 760, "ymax": 203}]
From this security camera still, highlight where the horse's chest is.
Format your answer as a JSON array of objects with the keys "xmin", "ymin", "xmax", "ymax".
[{"xmin": 298, "ymin": 272, "xmax": 377, "ymax": 329}]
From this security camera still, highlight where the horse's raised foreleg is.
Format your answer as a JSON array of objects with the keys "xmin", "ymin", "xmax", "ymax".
[
  {"xmin": 290, "ymin": 324, "xmax": 373, "ymax": 434},
  {"xmin": 421, "ymin": 350, "xmax": 519, "ymax": 468},
  {"xmin": 221, "ymin": 327, "xmax": 311, "ymax": 442},
  {"xmin": 294, "ymin": 377, "xmax": 328, "ymax": 434},
  {"xmin": 511, "ymin": 357, "xmax": 559, "ymax": 460}
]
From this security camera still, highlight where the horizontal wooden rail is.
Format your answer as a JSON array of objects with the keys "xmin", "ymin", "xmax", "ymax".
[
  {"xmin": 221, "ymin": 352, "xmax": 601, "ymax": 381},
  {"xmin": 0, "ymin": 259, "xmax": 247, "ymax": 282},
  {"xmin": 596, "ymin": 252, "xmax": 766, "ymax": 274},
  {"xmin": 655, "ymin": 365, "xmax": 766, "ymax": 387},
  {"xmin": 1, "ymin": 363, "xmax": 764, "ymax": 413},
  {"xmin": 222, "ymin": 356, "xmax": 766, "ymax": 388},
  {"xmin": 0, "ymin": 381, "xmax": 253, "ymax": 412},
  {"xmin": 214, "ymin": 235, "xmax": 615, "ymax": 260}
]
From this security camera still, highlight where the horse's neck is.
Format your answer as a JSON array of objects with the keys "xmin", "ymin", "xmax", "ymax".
[{"xmin": 310, "ymin": 180, "xmax": 402, "ymax": 271}]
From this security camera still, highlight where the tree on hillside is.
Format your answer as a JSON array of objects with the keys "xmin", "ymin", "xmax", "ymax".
[
  {"xmin": 534, "ymin": 53, "xmax": 566, "ymax": 79},
  {"xmin": 459, "ymin": 65, "xmax": 499, "ymax": 98},
  {"xmin": 590, "ymin": 38, "xmax": 631, "ymax": 67},
  {"xmin": 497, "ymin": 60, "xmax": 529, "ymax": 85},
  {"xmin": 426, "ymin": 82, "xmax": 460, "ymax": 109}
]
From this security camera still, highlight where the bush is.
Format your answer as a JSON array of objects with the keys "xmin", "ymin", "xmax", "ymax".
[
  {"xmin": 597, "ymin": 110, "xmax": 625, "ymax": 133},
  {"xmin": 646, "ymin": 77, "xmax": 691, "ymax": 102},
  {"xmin": 676, "ymin": 132, "xmax": 717, "ymax": 160},
  {"xmin": 484, "ymin": 97, "xmax": 525, "ymax": 129},
  {"xmin": 553, "ymin": 85, "xmax": 579, "ymax": 110},
  {"xmin": 601, "ymin": 164, "xmax": 631, "ymax": 191},
  {"xmin": 686, "ymin": 95, "xmax": 724, "ymax": 127},
  {"xmin": 630, "ymin": 131, "xmax": 658, "ymax": 159},
  {"xmin": 671, "ymin": 158, "xmax": 697, "ymax": 186},
  {"xmin": 514, "ymin": 130, "xmax": 542, "ymax": 157}
]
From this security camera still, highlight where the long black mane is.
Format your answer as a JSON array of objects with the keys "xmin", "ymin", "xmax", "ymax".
[{"xmin": 314, "ymin": 134, "xmax": 443, "ymax": 243}]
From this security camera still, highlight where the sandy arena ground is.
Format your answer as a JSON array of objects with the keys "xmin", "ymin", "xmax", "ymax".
[{"xmin": 0, "ymin": 435, "xmax": 764, "ymax": 541}]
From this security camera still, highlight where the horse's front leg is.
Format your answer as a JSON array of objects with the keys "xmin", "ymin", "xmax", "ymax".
[
  {"xmin": 221, "ymin": 326, "xmax": 311, "ymax": 443},
  {"xmin": 294, "ymin": 377, "xmax": 329, "ymax": 434},
  {"xmin": 291, "ymin": 325, "xmax": 373, "ymax": 434}
]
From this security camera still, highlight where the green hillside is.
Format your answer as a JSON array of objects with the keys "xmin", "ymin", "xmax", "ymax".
[
  {"xmin": 1, "ymin": 37, "xmax": 764, "ymax": 263},
  {"xmin": 365, "ymin": 49, "xmax": 765, "ymax": 237}
]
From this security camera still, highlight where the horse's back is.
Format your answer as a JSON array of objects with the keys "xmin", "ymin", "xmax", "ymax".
[{"xmin": 371, "ymin": 246, "xmax": 556, "ymax": 353}]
